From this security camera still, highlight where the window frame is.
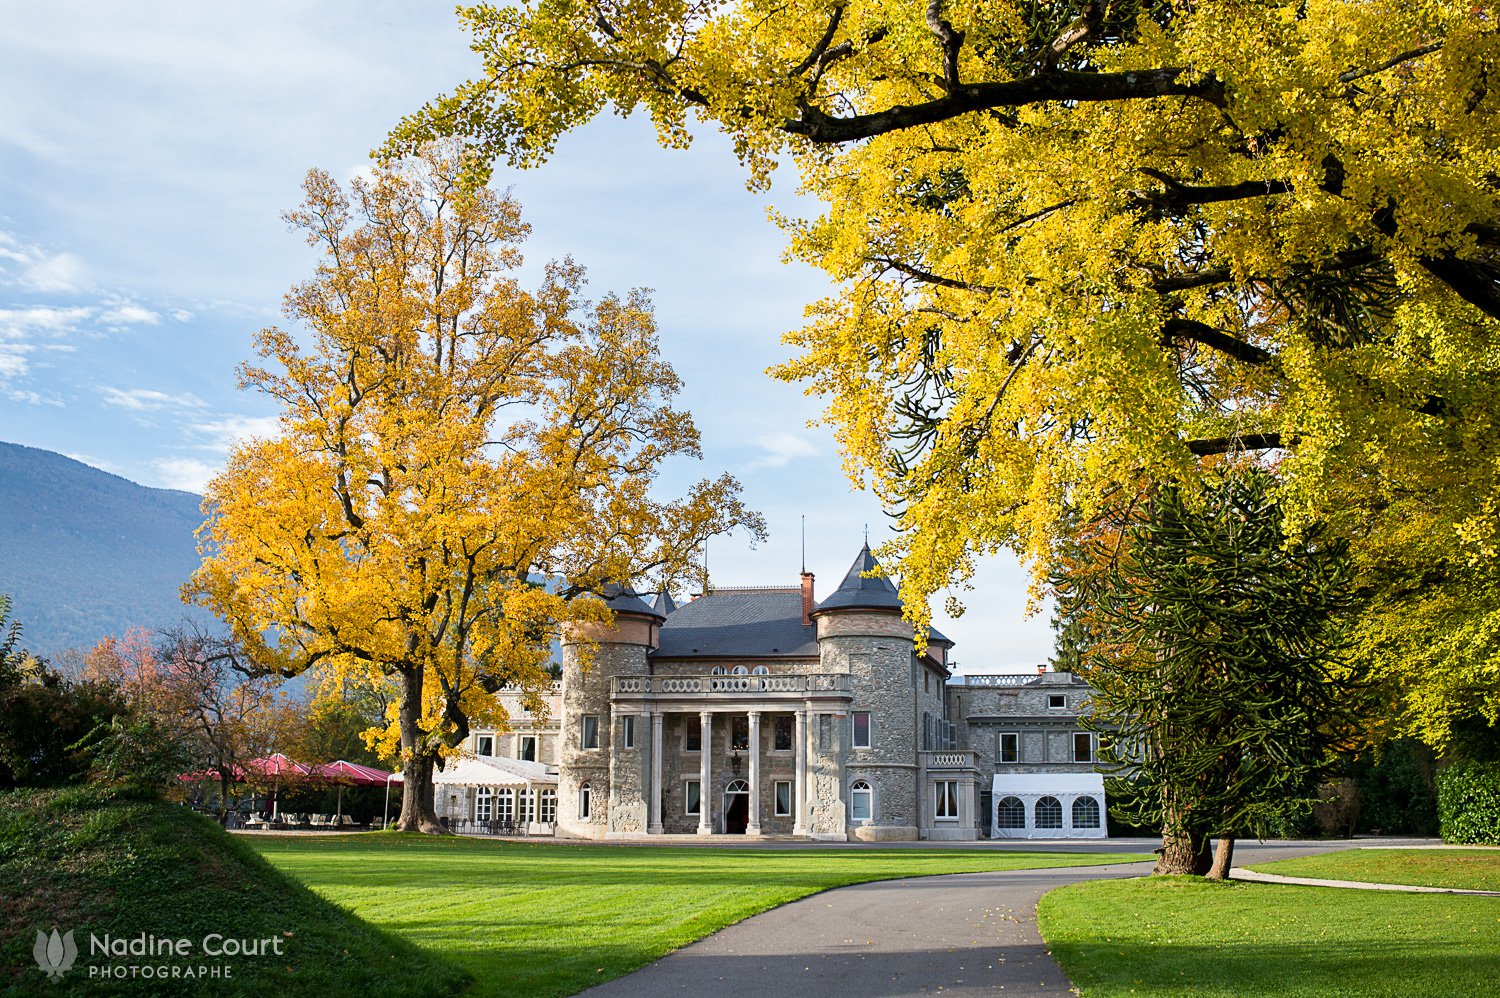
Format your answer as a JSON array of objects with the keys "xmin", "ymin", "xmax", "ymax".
[
  {"xmin": 852, "ymin": 710, "xmax": 873, "ymax": 749},
  {"xmin": 1071, "ymin": 795, "xmax": 1101, "ymax": 830},
  {"xmin": 1072, "ymin": 731, "xmax": 1095, "ymax": 763},
  {"xmin": 998, "ymin": 731, "xmax": 1020, "ymax": 764},
  {"xmin": 475, "ymin": 786, "xmax": 493, "ymax": 821},
  {"xmin": 995, "ymin": 794, "xmax": 1026, "ymax": 829},
  {"xmin": 622, "ymin": 714, "xmax": 636, "ymax": 749},
  {"xmin": 934, "ymin": 780, "xmax": 960, "ymax": 820},
  {"xmin": 1035, "ymin": 795, "xmax": 1063, "ymax": 829},
  {"xmin": 730, "ymin": 715, "xmax": 749, "ymax": 751},
  {"xmin": 684, "ymin": 779, "xmax": 701, "ymax": 816},
  {"xmin": 539, "ymin": 788, "xmax": 557, "ymax": 825},
  {"xmin": 772, "ymin": 716, "xmax": 793, "ymax": 752},
  {"xmin": 579, "ymin": 781, "xmax": 592, "ymax": 819},
  {"xmin": 1048, "ymin": 694, "xmax": 1067, "ymax": 710},
  {"xmin": 849, "ymin": 779, "xmax": 874, "ymax": 822},
  {"xmin": 517, "ymin": 735, "xmax": 538, "ymax": 762},
  {"xmin": 475, "ymin": 734, "xmax": 494, "ymax": 756},
  {"xmin": 581, "ymin": 714, "xmax": 599, "ymax": 750},
  {"xmin": 683, "ymin": 720, "xmax": 702, "ymax": 752},
  {"xmin": 774, "ymin": 780, "xmax": 792, "ymax": 817}
]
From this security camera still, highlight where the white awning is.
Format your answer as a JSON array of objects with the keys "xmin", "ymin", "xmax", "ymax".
[
  {"xmin": 407, "ymin": 755, "xmax": 558, "ymax": 787},
  {"xmin": 992, "ymin": 772, "xmax": 1105, "ymax": 797}
]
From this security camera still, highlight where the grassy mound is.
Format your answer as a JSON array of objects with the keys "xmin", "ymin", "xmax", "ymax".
[{"xmin": 0, "ymin": 789, "xmax": 469, "ymax": 996}]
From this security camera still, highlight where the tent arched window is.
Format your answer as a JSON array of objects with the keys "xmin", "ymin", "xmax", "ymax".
[
  {"xmin": 1071, "ymin": 796, "xmax": 1101, "ymax": 829},
  {"xmin": 996, "ymin": 795, "xmax": 1026, "ymax": 829},
  {"xmin": 1035, "ymin": 796, "xmax": 1063, "ymax": 829}
]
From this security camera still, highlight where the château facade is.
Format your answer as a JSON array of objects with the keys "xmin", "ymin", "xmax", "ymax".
[{"xmin": 444, "ymin": 544, "xmax": 1109, "ymax": 841}]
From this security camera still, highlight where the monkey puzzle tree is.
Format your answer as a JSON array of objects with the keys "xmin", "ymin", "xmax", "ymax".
[
  {"xmin": 1057, "ymin": 470, "xmax": 1367, "ymax": 876},
  {"xmin": 392, "ymin": 1, "xmax": 1500, "ymax": 737},
  {"xmin": 190, "ymin": 147, "xmax": 762, "ymax": 832}
]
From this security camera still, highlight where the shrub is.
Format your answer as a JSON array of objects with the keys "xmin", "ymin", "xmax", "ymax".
[
  {"xmin": 1349, "ymin": 738, "xmax": 1439, "ymax": 836},
  {"xmin": 1436, "ymin": 761, "xmax": 1500, "ymax": 844}
]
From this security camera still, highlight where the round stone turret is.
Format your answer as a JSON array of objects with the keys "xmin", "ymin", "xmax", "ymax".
[{"xmin": 556, "ymin": 584, "xmax": 662, "ymax": 838}]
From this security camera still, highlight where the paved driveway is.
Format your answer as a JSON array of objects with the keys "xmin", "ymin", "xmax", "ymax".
[{"xmin": 582, "ymin": 839, "xmax": 1431, "ymax": 997}]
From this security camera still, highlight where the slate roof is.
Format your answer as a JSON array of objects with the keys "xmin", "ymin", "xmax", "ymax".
[
  {"xmin": 651, "ymin": 587, "xmax": 819, "ymax": 659},
  {"xmin": 814, "ymin": 543, "xmax": 905, "ymax": 614},
  {"xmin": 599, "ymin": 583, "xmax": 665, "ymax": 620}
]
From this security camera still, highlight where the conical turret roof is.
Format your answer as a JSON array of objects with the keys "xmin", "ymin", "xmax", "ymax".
[
  {"xmin": 814, "ymin": 543, "xmax": 904, "ymax": 614},
  {"xmin": 599, "ymin": 583, "xmax": 665, "ymax": 620},
  {"xmin": 651, "ymin": 591, "xmax": 678, "ymax": 617}
]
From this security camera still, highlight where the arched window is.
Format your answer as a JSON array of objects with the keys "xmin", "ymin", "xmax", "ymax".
[
  {"xmin": 732, "ymin": 665, "xmax": 750, "ymax": 675},
  {"xmin": 579, "ymin": 781, "xmax": 592, "ymax": 819},
  {"xmin": 996, "ymin": 795, "xmax": 1026, "ymax": 829},
  {"xmin": 751, "ymin": 665, "xmax": 769, "ymax": 675},
  {"xmin": 1035, "ymin": 796, "xmax": 1063, "ymax": 829},
  {"xmin": 1071, "ymin": 796, "xmax": 1101, "ymax": 829},
  {"xmin": 540, "ymin": 789, "xmax": 557, "ymax": 824},
  {"xmin": 850, "ymin": 780, "xmax": 874, "ymax": 822},
  {"xmin": 725, "ymin": 779, "xmax": 749, "ymax": 794},
  {"xmin": 495, "ymin": 788, "xmax": 515, "ymax": 823},
  {"xmin": 710, "ymin": 665, "xmax": 726, "ymax": 675},
  {"xmin": 475, "ymin": 786, "xmax": 493, "ymax": 822}
]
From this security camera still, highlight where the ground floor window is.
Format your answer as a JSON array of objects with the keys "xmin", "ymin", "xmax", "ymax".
[
  {"xmin": 1072, "ymin": 795, "xmax": 1101, "ymax": 829},
  {"xmin": 996, "ymin": 795, "xmax": 1025, "ymax": 828},
  {"xmin": 1035, "ymin": 795, "xmax": 1063, "ymax": 829},
  {"xmin": 850, "ymin": 780, "xmax": 873, "ymax": 821},
  {"xmin": 934, "ymin": 780, "xmax": 959, "ymax": 819},
  {"xmin": 518, "ymin": 788, "xmax": 534, "ymax": 824},
  {"xmin": 774, "ymin": 780, "xmax": 792, "ymax": 816},
  {"xmin": 495, "ymin": 788, "xmax": 514, "ymax": 823},
  {"xmin": 579, "ymin": 782, "xmax": 592, "ymax": 819},
  {"xmin": 539, "ymin": 789, "xmax": 557, "ymax": 824},
  {"xmin": 623, "ymin": 715, "xmax": 636, "ymax": 749},
  {"xmin": 475, "ymin": 787, "xmax": 493, "ymax": 821},
  {"xmin": 685, "ymin": 780, "xmax": 701, "ymax": 816}
]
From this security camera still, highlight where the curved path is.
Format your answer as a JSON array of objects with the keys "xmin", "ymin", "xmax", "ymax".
[{"xmin": 582, "ymin": 840, "xmax": 1397, "ymax": 998}]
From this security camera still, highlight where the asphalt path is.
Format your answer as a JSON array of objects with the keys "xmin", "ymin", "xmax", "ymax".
[{"xmin": 580, "ymin": 838, "xmax": 1436, "ymax": 998}]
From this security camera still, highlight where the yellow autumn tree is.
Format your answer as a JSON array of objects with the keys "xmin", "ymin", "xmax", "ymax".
[
  {"xmin": 391, "ymin": 1, "xmax": 1500, "ymax": 747},
  {"xmin": 190, "ymin": 146, "xmax": 763, "ymax": 831}
]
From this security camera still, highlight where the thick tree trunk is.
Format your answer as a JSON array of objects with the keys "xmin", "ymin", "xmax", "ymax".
[
  {"xmin": 217, "ymin": 773, "xmax": 234, "ymax": 826},
  {"xmin": 1206, "ymin": 835, "xmax": 1236, "ymax": 880},
  {"xmin": 394, "ymin": 665, "xmax": 450, "ymax": 834},
  {"xmin": 1155, "ymin": 791, "xmax": 1212, "ymax": 875}
]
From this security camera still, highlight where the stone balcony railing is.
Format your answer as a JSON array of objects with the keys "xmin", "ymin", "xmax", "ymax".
[
  {"xmin": 611, "ymin": 673, "xmax": 852, "ymax": 698},
  {"xmin": 923, "ymin": 749, "xmax": 982, "ymax": 770},
  {"xmin": 951, "ymin": 674, "xmax": 1034, "ymax": 687}
]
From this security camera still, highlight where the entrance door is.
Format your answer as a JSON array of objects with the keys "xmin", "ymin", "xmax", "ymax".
[{"xmin": 723, "ymin": 780, "xmax": 750, "ymax": 834}]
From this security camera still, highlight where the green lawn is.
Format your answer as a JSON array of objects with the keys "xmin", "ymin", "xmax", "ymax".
[
  {"xmin": 1039, "ymin": 876, "xmax": 1500, "ymax": 997},
  {"xmin": 251, "ymin": 833, "xmax": 1147, "ymax": 998},
  {"xmin": 1248, "ymin": 847, "xmax": 1500, "ymax": 891}
]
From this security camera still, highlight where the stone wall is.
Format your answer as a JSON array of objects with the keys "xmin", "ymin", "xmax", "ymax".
[{"xmin": 557, "ymin": 619, "xmax": 650, "ymax": 838}]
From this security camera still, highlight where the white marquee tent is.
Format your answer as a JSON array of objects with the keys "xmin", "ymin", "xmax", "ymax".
[{"xmin": 991, "ymin": 772, "xmax": 1108, "ymax": 839}]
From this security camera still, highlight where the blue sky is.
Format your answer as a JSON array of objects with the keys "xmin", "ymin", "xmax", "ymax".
[{"xmin": 0, "ymin": 1, "xmax": 1053, "ymax": 671}]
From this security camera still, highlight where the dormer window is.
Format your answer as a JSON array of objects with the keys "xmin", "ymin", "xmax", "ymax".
[{"xmin": 1048, "ymin": 694, "xmax": 1067, "ymax": 710}]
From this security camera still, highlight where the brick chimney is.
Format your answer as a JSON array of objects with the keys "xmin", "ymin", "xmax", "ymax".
[{"xmin": 800, "ymin": 572, "xmax": 815, "ymax": 626}]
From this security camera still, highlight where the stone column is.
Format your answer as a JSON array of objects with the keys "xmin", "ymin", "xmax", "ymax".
[
  {"xmin": 793, "ymin": 708, "xmax": 809, "ymax": 836},
  {"xmin": 747, "ymin": 711, "xmax": 762, "ymax": 835},
  {"xmin": 697, "ymin": 711, "xmax": 713, "ymax": 835},
  {"xmin": 648, "ymin": 710, "xmax": 664, "ymax": 835}
]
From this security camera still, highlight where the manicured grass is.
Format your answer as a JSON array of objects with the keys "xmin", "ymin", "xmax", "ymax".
[
  {"xmin": 0, "ymin": 789, "xmax": 467, "ymax": 996},
  {"xmin": 251, "ymin": 833, "xmax": 1148, "ymax": 998},
  {"xmin": 1039, "ymin": 876, "xmax": 1500, "ymax": 997},
  {"xmin": 1248, "ymin": 847, "xmax": 1500, "ymax": 891}
]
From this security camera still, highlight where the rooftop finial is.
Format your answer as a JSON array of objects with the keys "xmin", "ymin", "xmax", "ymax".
[{"xmin": 863, "ymin": 522, "xmax": 869, "ymax": 545}]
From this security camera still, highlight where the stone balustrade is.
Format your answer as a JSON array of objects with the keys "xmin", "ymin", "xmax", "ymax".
[
  {"xmin": 923, "ymin": 750, "xmax": 980, "ymax": 769},
  {"xmin": 611, "ymin": 674, "xmax": 852, "ymax": 697}
]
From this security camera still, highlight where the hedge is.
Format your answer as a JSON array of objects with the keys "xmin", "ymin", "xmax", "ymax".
[{"xmin": 1436, "ymin": 761, "xmax": 1500, "ymax": 844}]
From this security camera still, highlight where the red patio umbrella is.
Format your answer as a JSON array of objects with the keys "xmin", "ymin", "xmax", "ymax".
[
  {"xmin": 178, "ymin": 754, "xmax": 310, "ymax": 819},
  {"xmin": 308, "ymin": 760, "xmax": 395, "ymax": 820}
]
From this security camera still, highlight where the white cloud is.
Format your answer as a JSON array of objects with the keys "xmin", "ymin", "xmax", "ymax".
[
  {"xmin": 6, "ymin": 387, "xmax": 62, "ymax": 406},
  {"xmin": 153, "ymin": 456, "xmax": 220, "ymax": 492},
  {"xmin": 0, "ymin": 231, "xmax": 89, "ymax": 292},
  {"xmin": 100, "ymin": 386, "xmax": 206, "ymax": 411},
  {"xmin": 748, "ymin": 431, "xmax": 820, "ymax": 469},
  {"xmin": 98, "ymin": 302, "xmax": 160, "ymax": 326},
  {"xmin": 188, "ymin": 414, "xmax": 282, "ymax": 453}
]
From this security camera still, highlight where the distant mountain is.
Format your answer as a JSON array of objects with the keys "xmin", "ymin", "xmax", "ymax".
[{"xmin": 0, "ymin": 441, "xmax": 214, "ymax": 657}]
